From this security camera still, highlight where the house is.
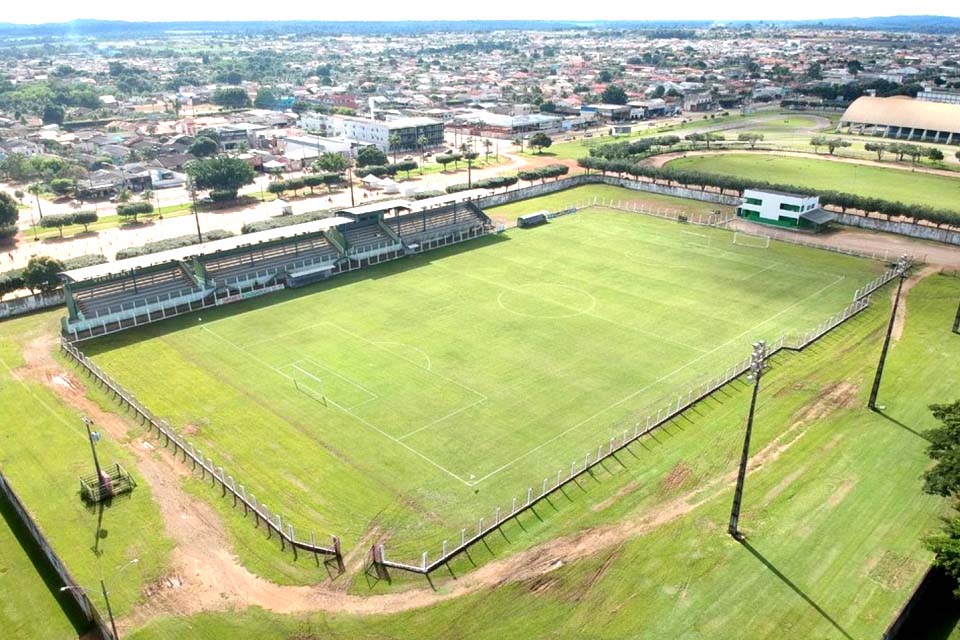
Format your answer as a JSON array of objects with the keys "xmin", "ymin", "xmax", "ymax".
[{"xmin": 737, "ymin": 189, "xmax": 835, "ymax": 232}]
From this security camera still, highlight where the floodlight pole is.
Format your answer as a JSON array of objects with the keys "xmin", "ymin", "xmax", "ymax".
[
  {"xmin": 728, "ymin": 340, "xmax": 767, "ymax": 539},
  {"xmin": 187, "ymin": 178, "xmax": 202, "ymax": 244},
  {"xmin": 83, "ymin": 417, "xmax": 104, "ymax": 485},
  {"xmin": 100, "ymin": 579, "xmax": 119, "ymax": 640},
  {"xmin": 868, "ymin": 256, "xmax": 911, "ymax": 411}
]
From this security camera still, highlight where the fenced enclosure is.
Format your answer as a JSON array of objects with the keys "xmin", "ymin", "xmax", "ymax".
[
  {"xmin": 59, "ymin": 339, "xmax": 345, "ymax": 570},
  {"xmin": 372, "ymin": 290, "xmax": 879, "ymax": 575},
  {"xmin": 79, "ymin": 462, "xmax": 136, "ymax": 503}
]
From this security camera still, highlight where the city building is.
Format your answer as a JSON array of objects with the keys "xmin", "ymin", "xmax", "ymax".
[
  {"xmin": 321, "ymin": 115, "xmax": 443, "ymax": 153},
  {"xmin": 839, "ymin": 95, "xmax": 960, "ymax": 144}
]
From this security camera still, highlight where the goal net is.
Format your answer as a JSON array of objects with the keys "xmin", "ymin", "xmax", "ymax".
[{"xmin": 732, "ymin": 232, "xmax": 771, "ymax": 249}]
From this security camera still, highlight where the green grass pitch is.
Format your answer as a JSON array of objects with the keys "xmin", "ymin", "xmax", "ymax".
[{"xmin": 80, "ymin": 203, "xmax": 884, "ymax": 562}]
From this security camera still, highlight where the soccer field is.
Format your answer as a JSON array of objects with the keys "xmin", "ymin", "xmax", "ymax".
[{"xmin": 83, "ymin": 206, "xmax": 884, "ymax": 558}]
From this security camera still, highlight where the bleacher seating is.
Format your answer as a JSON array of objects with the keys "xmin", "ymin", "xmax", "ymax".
[
  {"xmin": 200, "ymin": 233, "xmax": 340, "ymax": 288},
  {"xmin": 389, "ymin": 203, "xmax": 488, "ymax": 244},
  {"xmin": 72, "ymin": 264, "xmax": 200, "ymax": 319},
  {"xmin": 342, "ymin": 223, "xmax": 397, "ymax": 253}
]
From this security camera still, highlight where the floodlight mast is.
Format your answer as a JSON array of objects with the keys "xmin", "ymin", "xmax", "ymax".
[
  {"xmin": 83, "ymin": 416, "xmax": 104, "ymax": 485},
  {"xmin": 728, "ymin": 340, "xmax": 768, "ymax": 539},
  {"xmin": 868, "ymin": 256, "xmax": 911, "ymax": 411}
]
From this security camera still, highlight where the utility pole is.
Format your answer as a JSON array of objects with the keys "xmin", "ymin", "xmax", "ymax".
[
  {"xmin": 868, "ymin": 256, "xmax": 911, "ymax": 410},
  {"xmin": 83, "ymin": 417, "xmax": 105, "ymax": 487},
  {"xmin": 100, "ymin": 579, "xmax": 119, "ymax": 640},
  {"xmin": 187, "ymin": 178, "xmax": 202, "ymax": 244},
  {"xmin": 728, "ymin": 340, "xmax": 768, "ymax": 539}
]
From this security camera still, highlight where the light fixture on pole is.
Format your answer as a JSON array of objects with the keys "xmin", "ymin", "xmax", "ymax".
[
  {"xmin": 868, "ymin": 255, "xmax": 911, "ymax": 411},
  {"xmin": 728, "ymin": 339, "xmax": 768, "ymax": 539}
]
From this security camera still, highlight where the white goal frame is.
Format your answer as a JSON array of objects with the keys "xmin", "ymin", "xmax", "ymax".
[{"xmin": 732, "ymin": 232, "xmax": 771, "ymax": 249}]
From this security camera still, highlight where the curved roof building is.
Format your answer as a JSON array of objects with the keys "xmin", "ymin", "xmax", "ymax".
[{"xmin": 839, "ymin": 96, "xmax": 960, "ymax": 143}]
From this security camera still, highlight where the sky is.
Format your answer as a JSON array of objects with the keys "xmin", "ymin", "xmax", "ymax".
[{"xmin": 1, "ymin": 0, "xmax": 959, "ymax": 24}]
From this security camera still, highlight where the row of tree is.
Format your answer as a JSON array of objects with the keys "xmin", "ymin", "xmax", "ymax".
[
  {"xmin": 0, "ymin": 256, "xmax": 64, "ymax": 298},
  {"xmin": 360, "ymin": 160, "xmax": 419, "ymax": 179},
  {"xmin": 268, "ymin": 173, "xmax": 342, "ymax": 197},
  {"xmin": 588, "ymin": 135, "xmax": 683, "ymax": 160},
  {"xmin": 38, "ymin": 211, "xmax": 99, "ymax": 236},
  {"xmin": 444, "ymin": 164, "xmax": 570, "ymax": 194},
  {"xmin": 575, "ymin": 158, "xmax": 960, "ymax": 228}
]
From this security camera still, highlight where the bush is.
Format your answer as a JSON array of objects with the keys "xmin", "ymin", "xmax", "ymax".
[
  {"xmin": 445, "ymin": 183, "xmax": 471, "ymax": 194},
  {"xmin": 62, "ymin": 254, "xmax": 107, "ymax": 270},
  {"xmin": 115, "ymin": 230, "xmax": 234, "ymax": 259},
  {"xmin": 0, "ymin": 268, "xmax": 25, "ymax": 298},
  {"xmin": 208, "ymin": 190, "xmax": 237, "ymax": 202},
  {"xmin": 241, "ymin": 209, "xmax": 335, "ymax": 234},
  {"xmin": 411, "ymin": 190, "xmax": 444, "ymax": 200}
]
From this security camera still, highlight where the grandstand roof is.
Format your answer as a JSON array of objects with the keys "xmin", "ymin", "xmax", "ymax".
[
  {"xmin": 337, "ymin": 200, "xmax": 414, "ymax": 216},
  {"xmin": 841, "ymin": 96, "xmax": 960, "ymax": 133},
  {"xmin": 411, "ymin": 190, "xmax": 490, "ymax": 210},
  {"xmin": 61, "ymin": 216, "xmax": 352, "ymax": 283}
]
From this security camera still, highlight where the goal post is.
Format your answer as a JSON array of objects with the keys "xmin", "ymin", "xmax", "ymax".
[
  {"xmin": 680, "ymin": 230, "xmax": 712, "ymax": 249},
  {"xmin": 732, "ymin": 232, "xmax": 771, "ymax": 249}
]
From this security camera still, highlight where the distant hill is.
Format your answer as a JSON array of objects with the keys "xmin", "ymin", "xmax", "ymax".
[{"xmin": 0, "ymin": 16, "xmax": 957, "ymax": 38}]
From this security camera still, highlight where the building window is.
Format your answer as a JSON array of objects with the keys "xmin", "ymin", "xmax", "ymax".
[
  {"xmin": 779, "ymin": 203, "xmax": 801, "ymax": 213},
  {"xmin": 745, "ymin": 197, "xmax": 762, "ymax": 206}
]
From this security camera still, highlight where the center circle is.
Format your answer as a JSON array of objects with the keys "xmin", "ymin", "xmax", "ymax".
[{"xmin": 497, "ymin": 284, "xmax": 596, "ymax": 319}]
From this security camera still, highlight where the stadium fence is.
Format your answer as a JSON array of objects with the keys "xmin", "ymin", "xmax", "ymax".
[
  {"xmin": 59, "ymin": 339, "xmax": 344, "ymax": 571},
  {"xmin": 372, "ymin": 270, "xmax": 899, "ymax": 575}
]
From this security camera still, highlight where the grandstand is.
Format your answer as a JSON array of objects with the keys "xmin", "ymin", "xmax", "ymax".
[{"xmin": 60, "ymin": 197, "xmax": 493, "ymax": 341}]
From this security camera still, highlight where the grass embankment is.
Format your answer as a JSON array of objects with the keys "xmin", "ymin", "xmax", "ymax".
[
  {"xmin": 0, "ymin": 313, "xmax": 173, "ymax": 626},
  {"xmin": 127, "ymin": 274, "xmax": 959, "ymax": 639}
]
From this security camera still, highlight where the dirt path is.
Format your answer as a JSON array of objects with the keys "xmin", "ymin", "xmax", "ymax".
[
  {"xmin": 726, "ymin": 219, "xmax": 960, "ymax": 269},
  {"xmin": 892, "ymin": 266, "xmax": 939, "ymax": 340},
  {"xmin": 13, "ymin": 333, "xmax": 840, "ymax": 633},
  {"xmin": 643, "ymin": 148, "xmax": 960, "ymax": 179}
]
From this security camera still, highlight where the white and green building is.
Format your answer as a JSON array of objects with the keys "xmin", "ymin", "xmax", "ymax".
[{"xmin": 737, "ymin": 189, "xmax": 836, "ymax": 232}]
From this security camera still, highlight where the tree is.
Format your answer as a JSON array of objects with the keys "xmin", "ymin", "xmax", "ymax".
[
  {"xmin": 26, "ymin": 183, "xmax": 44, "ymax": 220},
  {"xmin": 40, "ymin": 213, "xmax": 74, "ymax": 237},
  {"xmin": 825, "ymin": 138, "xmax": 851, "ymax": 155},
  {"xmin": 189, "ymin": 136, "xmax": 219, "ymax": 158},
  {"xmin": 313, "ymin": 152, "xmax": 349, "ymax": 175},
  {"xmin": 356, "ymin": 145, "xmax": 388, "ymax": 168},
  {"xmin": 185, "ymin": 156, "xmax": 255, "ymax": 200},
  {"xmin": 435, "ymin": 154, "xmax": 455, "ymax": 172},
  {"xmin": 928, "ymin": 148, "xmax": 945, "ymax": 162},
  {"xmin": 737, "ymin": 133, "xmax": 764, "ymax": 149},
  {"xmin": 388, "ymin": 133, "xmax": 401, "ymax": 164},
  {"xmin": 253, "ymin": 88, "xmax": 277, "ymax": 109},
  {"xmin": 600, "ymin": 85, "xmax": 628, "ymax": 105},
  {"xmin": 956, "ymin": 150, "xmax": 960, "ymax": 162},
  {"xmin": 529, "ymin": 132, "xmax": 553, "ymax": 154},
  {"xmin": 42, "ymin": 103, "xmax": 65, "ymax": 125},
  {"xmin": 417, "ymin": 134, "xmax": 429, "ymax": 174},
  {"xmin": 864, "ymin": 142, "xmax": 889, "ymax": 161},
  {"xmin": 49, "ymin": 178, "xmax": 75, "ymax": 197},
  {"xmin": 22, "ymin": 256, "xmax": 64, "ymax": 293},
  {"xmin": 846, "ymin": 59, "xmax": 864, "ymax": 75},
  {"xmin": 212, "ymin": 87, "xmax": 251, "ymax": 109},
  {"xmin": 0, "ymin": 191, "xmax": 20, "ymax": 229},
  {"xmin": 482, "ymin": 139, "xmax": 493, "ymax": 163},
  {"xmin": 73, "ymin": 211, "xmax": 98, "ymax": 232},
  {"xmin": 116, "ymin": 201, "xmax": 154, "ymax": 222}
]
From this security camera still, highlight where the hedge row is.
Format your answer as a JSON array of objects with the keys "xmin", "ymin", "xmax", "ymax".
[
  {"xmin": 241, "ymin": 209, "xmax": 335, "ymax": 234},
  {"xmin": 267, "ymin": 173, "xmax": 342, "ymax": 196},
  {"xmin": 576, "ymin": 157, "xmax": 960, "ymax": 227},
  {"xmin": 115, "ymin": 229, "xmax": 234, "ymax": 259},
  {"xmin": 518, "ymin": 164, "xmax": 570, "ymax": 183}
]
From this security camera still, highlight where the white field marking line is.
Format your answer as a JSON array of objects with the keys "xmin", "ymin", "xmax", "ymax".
[
  {"xmin": 200, "ymin": 325, "xmax": 473, "ymax": 486},
  {"xmin": 435, "ymin": 264, "xmax": 709, "ymax": 356},
  {"xmin": 398, "ymin": 396, "xmax": 489, "ymax": 441},
  {"xmin": 737, "ymin": 263, "xmax": 780, "ymax": 282},
  {"xmin": 322, "ymin": 321, "xmax": 488, "ymax": 403},
  {"xmin": 569, "ymin": 212, "xmax": 850, "ymax": 281},
  {"xmin": 373, "ymin": 341, "xmax": 432, "ymax": 371},
  {"xmin": 287, "ymin": 361, "xmax": 380, "ymax": 410},
  {"xmin": 469, "ymin": 272, "xmax": 849, "ymax": 484}
]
